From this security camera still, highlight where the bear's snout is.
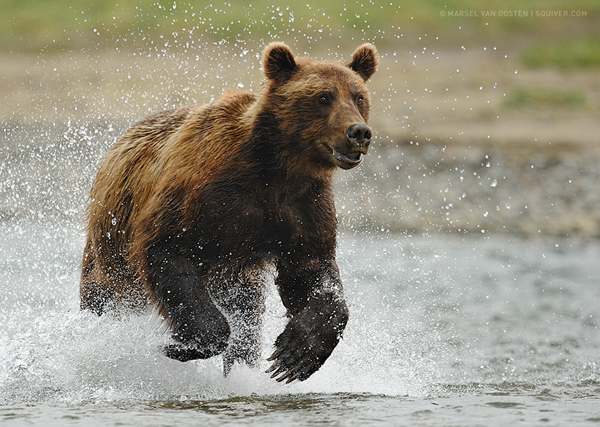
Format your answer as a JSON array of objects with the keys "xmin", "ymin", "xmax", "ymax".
[{"xmin": 346, "ymin": 123, "xmax": 372, "ymax": 152}]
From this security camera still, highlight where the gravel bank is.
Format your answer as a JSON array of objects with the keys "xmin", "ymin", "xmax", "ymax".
[{"xmin": 336, "ymin": 139, "xmax": 600, "ymax": 237}]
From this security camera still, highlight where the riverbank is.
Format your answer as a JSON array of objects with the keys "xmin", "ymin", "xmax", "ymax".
[{"xmin": 337, "ymin": 139, "xmax": 600, "ymax": 237}]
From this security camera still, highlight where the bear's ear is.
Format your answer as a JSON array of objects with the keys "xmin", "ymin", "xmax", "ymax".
[
  {"xmin": 263, "ymin": 43, "xmax": 298, "ymax": 82},
  {"xmin": 348, "ymin": 43, "xmax": 378, "ymax": 81}
]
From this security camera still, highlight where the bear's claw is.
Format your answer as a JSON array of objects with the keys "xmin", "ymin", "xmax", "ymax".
[
  {"xmin": 265, "ymin": 302, "xmax": 346, "ymax": 383},
  {"xmin": 266, "ymin": 336, "xmax": 316, "ymax": 383}
]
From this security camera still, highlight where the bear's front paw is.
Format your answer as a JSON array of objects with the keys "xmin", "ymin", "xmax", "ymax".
[{"xmin": 265, "ymin": 300, "xmax": 348, "ymax": 383}]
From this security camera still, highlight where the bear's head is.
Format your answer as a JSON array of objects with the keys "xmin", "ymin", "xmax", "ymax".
[{"xmin": 262, "ymin": 43, "xmax": 378, "ymax": 172}]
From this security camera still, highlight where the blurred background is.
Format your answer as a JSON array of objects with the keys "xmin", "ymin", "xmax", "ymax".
[{"xmin": 1, "ymin": 0, "xmax": 600, "ymax": 236}]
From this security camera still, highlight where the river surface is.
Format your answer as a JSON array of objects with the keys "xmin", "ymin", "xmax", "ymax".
[{"xmin": 1, "ymin": 220, "xmax": 599, "ymax": 426}]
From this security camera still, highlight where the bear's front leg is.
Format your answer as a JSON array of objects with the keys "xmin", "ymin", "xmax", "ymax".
[
  {"xmin": 147, "ymin": 251, "xmax": 231, "ymax": 362},
  {"xmin": 267, "ymin": 259, "xmax": 349, "ymax": 383}
]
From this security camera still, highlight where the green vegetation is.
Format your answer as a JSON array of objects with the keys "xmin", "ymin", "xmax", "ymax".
[
  {"xmin": 503, "ymin": 87, "xmax": 588, "ymax": 109},
  {"xmin": 1, "ymin": 0, "xmax": 599, "ymax": 52},
  {"xmin": 522, "ymin": 38, "xmax": 600, "ymax": 69}
]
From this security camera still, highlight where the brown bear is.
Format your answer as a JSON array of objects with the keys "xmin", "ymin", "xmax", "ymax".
[{"xmin": 81, "ymin": 42, "xmax": 378, "ymax": 383}]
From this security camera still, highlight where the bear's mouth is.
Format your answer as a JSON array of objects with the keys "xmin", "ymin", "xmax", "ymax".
[{"xmin": 323, "ymin": 143, "xmax": 363, "ymax": 170}]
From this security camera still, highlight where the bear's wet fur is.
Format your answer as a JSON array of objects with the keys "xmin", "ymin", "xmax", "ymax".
[{"xmin": 81, "ymin": 42, "xmax": 378, "ymax": 383}]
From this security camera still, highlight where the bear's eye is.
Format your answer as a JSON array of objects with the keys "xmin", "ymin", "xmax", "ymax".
[
  {"xmin": 356, "ymin": 94, "xmax": 365, "ymax": 105},
  {"xmin": 318, "ymin": 93, "xmax": 332, "ymax": 105}
]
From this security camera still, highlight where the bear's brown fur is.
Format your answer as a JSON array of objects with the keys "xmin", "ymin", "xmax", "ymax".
[{"xmin": 81, "ymin": 42, "xmax": 377, "ymax": 383}]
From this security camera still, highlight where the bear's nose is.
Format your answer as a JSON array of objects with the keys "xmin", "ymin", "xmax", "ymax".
[{"xmin": 346, "ymin": 123, "xmax": 372, "ymax": 149}]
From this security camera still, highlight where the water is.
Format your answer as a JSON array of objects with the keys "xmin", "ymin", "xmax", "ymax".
[{"xmin": 1, "ymin": 216, "xmax": 599, "ymax": 425}]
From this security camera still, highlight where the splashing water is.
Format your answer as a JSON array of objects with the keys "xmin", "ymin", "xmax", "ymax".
[{"xmin": 0, "ymin": 219, "xmax": 442, "ymax": 405}]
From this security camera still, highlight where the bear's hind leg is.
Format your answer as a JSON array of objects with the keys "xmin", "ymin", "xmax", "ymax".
[
  {"xmin": 81, "ymin": 246, "xmax": 149, "ymax": 315},
  {"xmin": 80, "ymin": 279, "xmax": 116, "ymax": 315},
  {"xmin": 148, "ymin": 253, "xmax": 231, "ymax": 362},
  {"xmin": 81, "ymin": 275, "xmax": 149, "ymax": 315},
  {"xmin": 81, "ymin": 247, "xmax": 117, "ymax": 315},
  {"xmin": 211, "ymin": 265, "xmax": 269, "ymax": 376}
]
